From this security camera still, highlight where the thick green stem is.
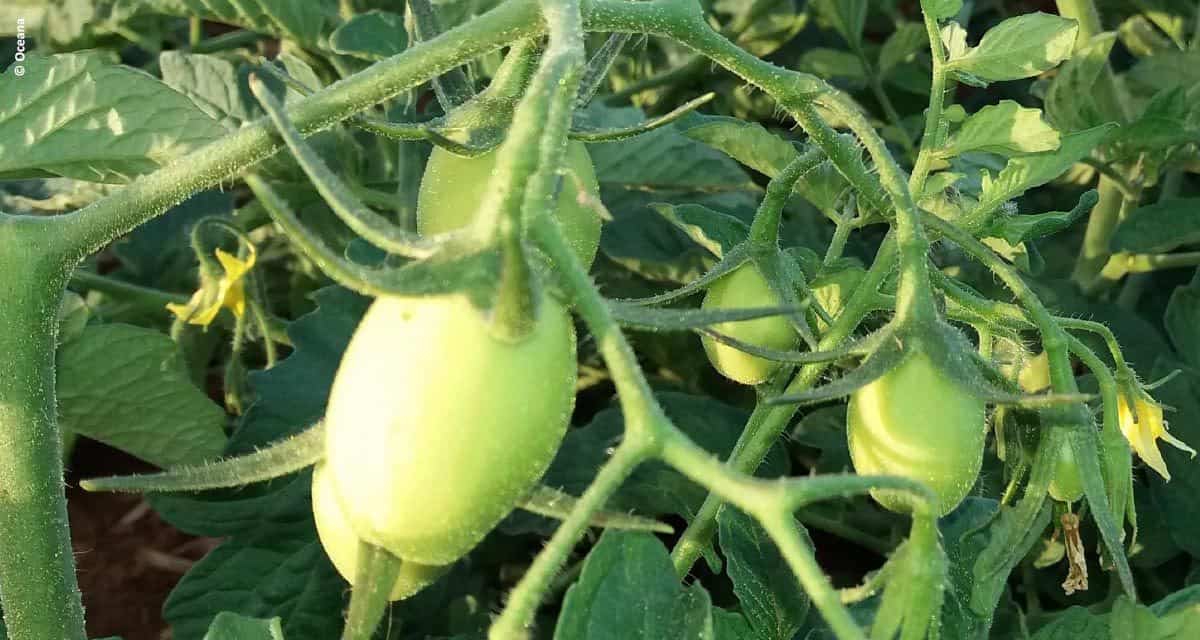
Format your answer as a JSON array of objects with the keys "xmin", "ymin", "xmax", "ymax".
[
  {"xmin": 54, "ymin": 0, "xmax": 543, "ymax": 262},
  {"xmin": 670, "ymin": 234, "xmax": 896, "ymax": 575},
  {"xmin": 1057, "ymin": 0, "xmax": 1136, "ymax": 290},
  {"xmin": 1071, "ymin": 175, "xmax": 1135, "ymax": 292},
  {"xmin": 909, "ymin": 8, "xmax": 952, "ymax": 192},
  {"xmin": 0, "ymin": 217, "xmax": 86, "ymax": 640},
  {"xmin": 1054, "ymin": 0, "xmax": 1103, "ymax": 44}
]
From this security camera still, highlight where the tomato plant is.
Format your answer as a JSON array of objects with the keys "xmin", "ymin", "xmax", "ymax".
[{"xmin": 4, "ymin": 1, "xmax": 1200, "ymax": 640}]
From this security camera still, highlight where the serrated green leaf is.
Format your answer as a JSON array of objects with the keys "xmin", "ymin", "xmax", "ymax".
[
  {"xmin": 134, "ymin": 0, "xmax": 335, "ymax": 46},
  {"xmin": 922, "ymin": 0, "xmax": 963, "ymax": 20},
  {"xmin": 0, "ymin": 53, "xmax": 225, "ymax": 183},
  {"xmin": 555, "ymin": 532, "xmax": 714, "ymax": 640},
  {"xmin": 1111, "ymin": 198, "xmax": 1200, "ymax": 254},
  {"xmin": 156, "ymin": 476, "xmax": 347, "ymax": 640},
  {"xmin": 1044, "ymin": 33, "xmax": 1117, "ymax": 134},
  {"xmin": 681, "ymin": 115, "xmax": 799, "ymax": 179},
  {"xmin": 1127, "ymin": 49, "xmax": 1200, "ymax": 95},
  {"xmin": 798, "ymin": 48, "xmax": 866, "ymax": 82},
  {"xmin": 159, "ymin": 52, "xmax": 260, "ymax": 129},
  {"xmin": 231, "ymin": 286, "xmax": 369, "ymax": 451},
  {"xmin": 1029, "ymin": 607, "xmax": 1110, "ymax": 639},
  {"xmin": 1111, "ymin": 87, "xmax": 1200, "ymax": 155},
  {"xmin": 1166, "ymin": 272, "xmax": 1200, "ymax": 369},
  {"xmin": 948, "ymin": 13, "xmax": 1078, "ymax": 83},
  {"xmin": 878, "ymin": 22, "xmax": 927, "ymax": 76},
  {"xmin": 943, "ymin": 101, "xmax": 1060, "ymax": 157},
  {"xmin": 650, "ymin": 202, "xmax": 750, "ymax": 259},
  {"xmin": 718, "ymin": 510, "xmax": 810, "ymax": 640},
  {"xmin": 811, "ymin": 0, "xmax": 868, "ymax": 48},
  {"xmin": 202, "ymin": 613, "xmax": 285, "ymax": 640},
  {"xmin": 328, "ymin": 10, "xmax": 407, "ymax": 60},
  {"xmin": 717, "ymin": 0, "xmax": 809, "ymax": 58},
  {"xmin": 56, "ymin": 324, "xmax": 227, "ymax": 468},
  {"xmin": 975, "ymin": 125, "xmax": 1115, "ymax": 216},
  {"xmin": 985, "ymin": 192, "xmax": 1094, "ymax": 245}
]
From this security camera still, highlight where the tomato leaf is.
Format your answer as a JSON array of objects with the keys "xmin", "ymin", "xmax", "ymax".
[
  {"xmin": 0, "ymin": 53, "xmax": 225, "ymax": 183},
  {"xmin": 650, "ymin": 202, "xmax": 750, "ymax": 259},
  {"xmin": 230, "ymin": 286, "xmax": 369, "ymax": 452},
  {"xmin": 135, "ymin": 0, "xmax": 335, "ymax": 46},
  {"xmin": 922, "ymin": 0, "xmax": 963, "ymax": 20},
  {"xmin": 1111, "ymin": 198, "xmax": 1200, "ymax": 254},
  {"xmin": 1166, "ymin": 275, "xmax": 1200, "ymax": 369},
  {"xmin": 56, "ymin": 324, "xmax": 227, "ymax": 468},
  {"xmin": 942, "ymin": 101, "xmax": 1061, "ymax": 157},
  {"xmin": 975, "ymin": 125, "xmax": 1116, "ymax": 217},
  {"xmin": 202, "ymin": 613, "xmax": 285, "ymax": 640},
  {"xmin": 811, "ymin": 0, "xmax": 868, "ymax": 49},
  {"xmin": 555, "ymin": 532, "xmax": 714, "ymax": 640},
  {"xmin": 154, "ymin": 476, "xmax": 346, "ymax": 640},
  {"xmin": 1043, "ymin": 33, "xmax": 1121, "ymax": 135},
  {"xmin": 328, "ymin": 10, "xmax": 407, "ymax": 60},
  {"xmin": 947, "ymin": 13, "xmax": 1078, "ymax": 84},
  {"xmin": 718, "ymin": 510, "xmax": 811, "ymax": 640}
]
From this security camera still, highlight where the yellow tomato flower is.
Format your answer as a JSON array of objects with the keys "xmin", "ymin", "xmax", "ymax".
[
  {"xmin": 166, "ymin": 248, "xmax": 257, "ymax": 327},
  {"xmin": 1118, "ymin": 390, "xmax": 1196, "ymax": 481}
]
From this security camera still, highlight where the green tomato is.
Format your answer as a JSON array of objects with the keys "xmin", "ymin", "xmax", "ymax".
[
  {"xmin": 311, "ymin": 464, "xmax": 448, "ymax": 600},
  {"xmin": 324, "ymin": 291, "xmax": 577, "ymax": 565},
  {"xmin": 417, "ymin": 141, "xmax": 603, "ymax": 267},
  {"xmin": 700, "ymin": 263, "xmax": 799, "ymax": 385},
  {"xmin": 847, "ymin": 353, "xmax": 987, "ymax": 516},
  {"xmin": 1048, "ymin": 438, "xmax": 1085, "ymax": 503}
]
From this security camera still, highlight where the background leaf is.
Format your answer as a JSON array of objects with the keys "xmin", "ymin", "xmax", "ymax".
[
  {"xmin": 555, "ymin": 532, "xmax": 714, "ymax": 640},
  {"xmin": 57, "ymin": 324, "xmax": 227, "ymax": 468},
  {"xmin": 0, "ymin": 53, "xmax": 225, "ymax": 183}
]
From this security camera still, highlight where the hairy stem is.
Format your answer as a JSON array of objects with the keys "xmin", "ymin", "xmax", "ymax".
[
  {"xmin": 54, "ymin": 0, "xmax": 543, "ymax": 261},
  {"xmin": 0, "ymin": 217, "xmax": 86, "ymax": 640},
  {"xmin": 909, "ymin": 7, "xmax": 953, "ymax": 192}
]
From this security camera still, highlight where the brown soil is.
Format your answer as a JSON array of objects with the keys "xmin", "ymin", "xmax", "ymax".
[{"xmin": 66, "ymin": 439, "xmax": 218, "ymax": 640}]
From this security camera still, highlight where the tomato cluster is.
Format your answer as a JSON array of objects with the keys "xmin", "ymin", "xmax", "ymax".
[{"xmin": 313, "ymin": 147, "xmax": 593, "ymax": 596}]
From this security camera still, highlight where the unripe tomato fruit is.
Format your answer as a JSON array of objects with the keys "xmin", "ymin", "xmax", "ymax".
[
  {"xmin": 311, "ymin": 464, "xmax": 448, "ymax": 600},
  {"xmin": 700, "ymin": 263, "xmax": 799, "ymax": 385},
  {"xmin": 1048, "ymin": 438, "xmax": 1085, "ymax": 503},
  {"xmin": 417, "ymin": 142, "xmax": 603, "ymax": 267},
  {"xmin": 847, "ymin": 353, "xmax": 987, "ymax": 516},
  {"xmin": 324, "ymin": 292, "xmax": 577, "ymax": 565}
]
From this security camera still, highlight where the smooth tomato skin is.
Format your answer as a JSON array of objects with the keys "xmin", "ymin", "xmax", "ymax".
[
  {"xmin": 324, "ymin": 292, "xmax": 577, "ymax": 565},
  {"xmin": 1048, "ymin": 439, "xmax": 1085, "ymax": 503},
  {"xmin": 311, "ymin": 464, "xmax": 447, "ymax": 600},
  {"xmin": 847, "ymin": 354, "xmax": 987, "ymax": 516},
  {"xmin": 700, "ymin": 263, "xmax": 799, "ymax": 385},
  {"xmin": 417, "ymin": 141, "xmax": 603, "ymax": 266}
]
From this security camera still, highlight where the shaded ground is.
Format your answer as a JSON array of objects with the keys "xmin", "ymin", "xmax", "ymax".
[{"xmin": 67, "ymin": 439, "xmax": 218, "ymax": 640}]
